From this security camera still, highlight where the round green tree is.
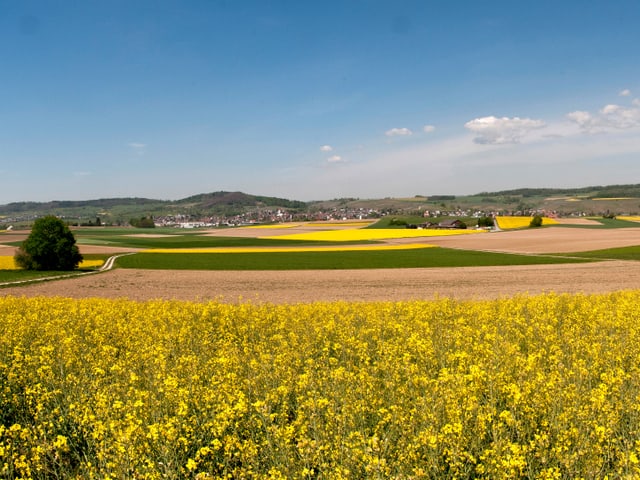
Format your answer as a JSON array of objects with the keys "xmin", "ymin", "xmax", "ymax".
[
  {"xmin": 529, "ymin": 215, "xmax": 543, "ymax": 228},
  {"xmin": 14, "ymin": 216, "xmax": 83, "ymax": 270}
]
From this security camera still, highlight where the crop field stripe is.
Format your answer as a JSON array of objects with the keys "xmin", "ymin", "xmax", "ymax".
[
  {"xmin": 0, "ymin": 255, "xmax": 105, "ymax": 270},
  {"xmin": 74, "ymin": 234, "xmax": 345, "ymax": 249},
  {"xmin": 495, "ymin": 216, "xmax": 560, "ymax": 229},
  {"xmin": 552, "ymin": 245, "xmax": 640, "ymax": 261},
  {"xmin": 262, "ymin": 228, "xmax": 487, "ymax": 242},
  {"xmin": 115, "ymin": 248, "xmax": 594, "ymax": 270},
  {"xmin": 244, "ymin": 223, "xmax": 302, "ymax": 228},
  {"xmin": 142, "ymin": 243, "xmax": 436, "ymax": 253}
]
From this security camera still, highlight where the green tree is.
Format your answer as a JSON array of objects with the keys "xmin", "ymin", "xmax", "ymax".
[
  {"xmin": 529, "ymin": 215, "xmax": 543, "ymax": 228},
  {"xmin": 477, "ymin": 216, "xmax": 495, "ymax": 228},
  {"xmin": 129, "ymin": 216, "xmax": 156, "ymax": 228},
  {"xmin": 14, "ymin": 216, "xmax": 83, "ymax": 270}
]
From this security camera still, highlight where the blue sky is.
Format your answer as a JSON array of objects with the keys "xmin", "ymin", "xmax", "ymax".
[{"xmin": 1, "ymin": 1, "xmax": 640, "ymax": 203}]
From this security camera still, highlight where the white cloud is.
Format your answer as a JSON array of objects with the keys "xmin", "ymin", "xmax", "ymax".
[
  {"xmin": 320, "ymin": 145, "xmax": 333, "ymax": 152},
  {"xmin": 73, "ymin": 171, "xmax": 92, "ymax": 177},
  {"xmin": 385, "ymin": 127, "xmax": 412, "ymax": 137},
  {"xmin": 620, "ymin": 89, "xmax": 631, "ymax": 97},
  {"xmin": 464, "ymin": 116, "xmax": 546, "ymax": 144},
  {"xmin": 327, "ymin": 155, "xmax": 344, "ymax": 163},
  {"xmin": 633, "ymin": 98, "xmax": 640, "ymax": 107},
  {"xmin": 600, "ymin": 104, "xmax": 640, "ymax": 129},
  {"xmin": 261, "ymin": 121, "xmax": 640, "ymax": 201},
  {"xmin": 128, "ymin": 142, "xmax": 147, "ymax": 149},
  {"xmin": 423, "ymin": 125, "xmax": 435, "ymax": 133},
  {"xmin": 566, "ymin": 110, "xmax": 596, "ymax": 131},
  {"xmin": 567, "ymin": 103, "xmax": 640, "ymax": 132}
]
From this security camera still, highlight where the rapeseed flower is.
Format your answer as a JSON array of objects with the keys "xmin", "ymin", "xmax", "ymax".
[
  {"xmin": 1, "ymin": 293, "xmax": 640, "ymax": 478},
  {"xmin": 495, "ymin": 216, "xmax": 559, "ymax": 229},
  {"xmin": 262, "ymin": 228, "xmax": 485, "ymax": 242}
]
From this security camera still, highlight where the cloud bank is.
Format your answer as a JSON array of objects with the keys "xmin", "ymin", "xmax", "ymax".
[
  {"xmin": 567, "ymin": 104, "xmax": 640, "ymax": 133},
  {"xmin": 385, "ymin": 127, "xmax": 412, "ymax": 137},
  {"xmin": 464, "ymin": 116, "xmax": 546, "ymax": 144}
]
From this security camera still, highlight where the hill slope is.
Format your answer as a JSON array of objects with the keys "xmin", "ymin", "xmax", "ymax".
[{"xmin": 1, "ymin": 184, "xmax": 640, "ymax": 226}]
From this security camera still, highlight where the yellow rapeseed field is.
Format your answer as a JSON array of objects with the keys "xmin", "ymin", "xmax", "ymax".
[
  {"xmin": 618, "ymin": 216, "xmax": 640, "ymax": 223},
  {"xmin": 592, "ymin": 197, "xmax": 633, "ymax": 201},
  {"xmin": 495, "ymin": 216, "xmax": 559, "ymax": 230},
  {"xmin": 0, "ymin": 256, "xmax": 16, "ymax": 270},
  {"xmin": 0, "ymin": 257, "xmax": 103, "ymax": 270},
  {"xmin": 263, "ymin": 228, "xmax": 485, "ymax": 242},
  {"xmin": 2, "ymin": 292, "xmax": 640, "ymax": 479}
]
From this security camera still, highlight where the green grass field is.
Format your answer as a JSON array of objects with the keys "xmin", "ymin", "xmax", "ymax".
[
  {"xmin": 553, "ymin": 245, "xmax": 640, "ymax": 261},
  {"xmin": 115, "ymin": 247, "xmax": 594, "ymax": 270}
]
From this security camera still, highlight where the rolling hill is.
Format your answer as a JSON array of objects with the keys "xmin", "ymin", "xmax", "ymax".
[{"xmin": 1, "ymin": 184, "xmax": 640, "ymax": 227}]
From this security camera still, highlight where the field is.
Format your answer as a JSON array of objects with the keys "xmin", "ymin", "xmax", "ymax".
[
  {"xmin": 2, "ymin": 219, "xmax": 640, "ymax": 301},
  {"xmin": 3, "ymin": 292, "xmax": 640, "ymax": 478},
  {"xmin": 2, "ymin": 219, "xmax": 640, "ymax": 478}
]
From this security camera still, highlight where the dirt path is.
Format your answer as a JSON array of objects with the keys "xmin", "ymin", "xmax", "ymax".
[{"xmin": 2, "ymin": 261, "xmax": 639, "ymax": 304}]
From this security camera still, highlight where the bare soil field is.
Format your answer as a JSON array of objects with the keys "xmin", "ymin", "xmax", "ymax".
[
  {"xmin": 2, "ymin": 261, "xmax": 639, "ymax": 303},
  {"xmin": 421, "ymin": 227, "xmax": 640, "ymax": 253},
  {"xmin": 553, "ymin": 218, "xmax": 602, "ymax": 225}
]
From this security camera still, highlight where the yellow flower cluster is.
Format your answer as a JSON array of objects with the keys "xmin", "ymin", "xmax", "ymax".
[
  {"xmin": 495, "ymin": 216, "xmax": 559, "ymax": 229},
  {"xmin": 0, "ymin": 257, "xmax": 103, "ymax": 270},
  {"xmin": 263, "ymin": 228, "xmax": 485, "ymax": 242},
  {"xmin": 0, "ymin": 256, "xmax": 16, "ymax": 270},
  {"xmin": 2, "ymin": 293, "xmax": 640, "ymax": 478},
  {"xmin": 143, "ymin": 243, "xmax": 436, "ymax": 254}
]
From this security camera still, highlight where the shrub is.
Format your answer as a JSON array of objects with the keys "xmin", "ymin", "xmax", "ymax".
[
  {"xmin": 14, "ymin": 216, "xmax": 83, "ymax": 270},
  {"xmin": 529, "ymin": 215, "xmax": 543, "ymax": 228},
  {"xmin": 130, "ymin": 216, "xmax": 156, "ymax": 228},
  {"xmin": 388, "ymin": 218, "xmax": 407, "ymax": 226},
  {"xmin": 477, "ymin": 216, "xmax": 495, "ymax": 228}
]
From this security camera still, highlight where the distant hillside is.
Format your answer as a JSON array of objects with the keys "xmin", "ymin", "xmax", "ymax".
[
  {"xmin": 0, "ymin": 197, "xmax": 159, "ymax": 214},
  {"xmin": 0, "ymin": 191, "xmax": 308, "ymax": 226},
  {"xmin": 175, "ymin": 191, "xmax": 306, "ymax": 210},
  {"xmin": 478, "ymin": 184, "xmax": 640, "ymax": 199},
  {"xmin": 1, "ymin": 184, "xmax": 639, "ymax": 226}
]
